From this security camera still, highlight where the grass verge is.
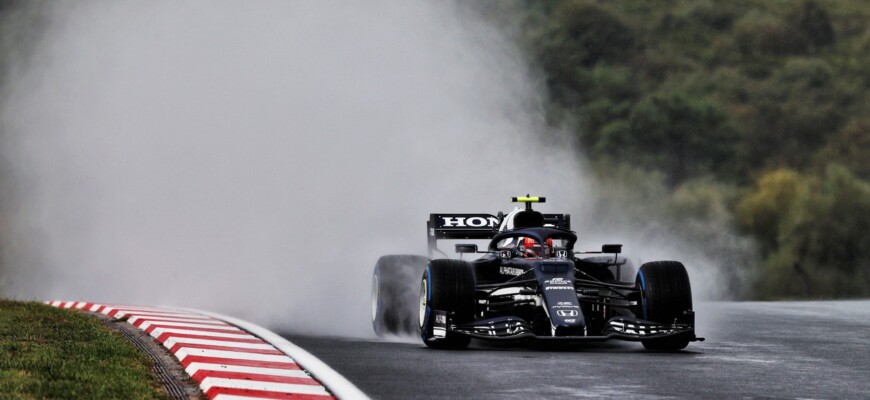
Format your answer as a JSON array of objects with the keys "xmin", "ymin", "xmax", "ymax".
[{"xmin": 0, "ymin": 300, "xmax": 167, "ymax": 399}]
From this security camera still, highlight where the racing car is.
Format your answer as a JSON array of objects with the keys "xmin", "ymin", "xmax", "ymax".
[{"xmin": 371, "ymin": 196, "xmax": 703, "ymax": 351}]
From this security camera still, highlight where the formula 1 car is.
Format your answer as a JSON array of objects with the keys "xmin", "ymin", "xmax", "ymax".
[{"xmin": 371, "ymin": 196, "xmax": 703, "ymax": 351}]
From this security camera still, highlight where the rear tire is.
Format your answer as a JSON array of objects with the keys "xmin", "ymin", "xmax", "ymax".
[
  {"xmin": 419, "ymin": 259, "xmax": 476, "ymax": 349},
  {"xmin": 636, "ymin": 261, "xmax": 693, "ymax": 351},
  {"xmin": 372, "ymin": 255, "xmax": 428, "ymax": 337}
]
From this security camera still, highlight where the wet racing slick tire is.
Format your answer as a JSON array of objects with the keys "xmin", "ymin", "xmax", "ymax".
[
  {"xmin": 372, "ymin": 255, "xmax": 428, "ymax": 337},
  {"xmin": 636, "ymin": 261, "xmax": 693, "ymax": 351},
  {"xmin": 419, "ymin": 259, "xmax": 476, "ymax": 349}
]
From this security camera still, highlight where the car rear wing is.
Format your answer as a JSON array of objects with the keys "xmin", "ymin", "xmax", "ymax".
[{"xmin": 427, "ymin": 213, "xmax": 570, "ymax": 257}]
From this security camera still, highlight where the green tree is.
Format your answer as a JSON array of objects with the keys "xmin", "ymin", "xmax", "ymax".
[
  {"xmin": 736, "ymin": 169, "xmax": 808, "ymax": 255},
  {"xmin": 537, "ymin": 0, "xmax": 637, "ymax": 107},
  {"xmin": 734, "ymin": 10, "xmax": 809, "ymax": 58},
  {"xmin": 775, "ymin": 166, "xmax": 870, "ymax": 296},
  {"xmin": 740, "ymin": 166, "xmax": 870, "ymax": 298},
  {"xmin": 816, "ymin": 118, "xmax": 870, "ymax": 180},
  {"xmin": 799, "ymin": 0, "xmax": 835, "ymax": 48},
  {"xmin": 601, "ymin": 92, "xmax": 736, "ymax": 185},
  {"xmin": 738, "ymin": 58, "xmax": 852, "ymax": 171}
]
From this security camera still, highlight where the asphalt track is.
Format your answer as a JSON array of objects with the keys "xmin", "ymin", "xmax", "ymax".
[{"xmin": 286, "ymin": 301, "xmax": 870, "ymax": 399}]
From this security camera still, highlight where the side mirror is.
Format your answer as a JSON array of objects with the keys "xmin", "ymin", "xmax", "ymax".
[
  {"xmin": 602, "ymin": 244, "xmax": 622, "ymax": 254},
  {"xmin": 455, "ymin": 244, "xmax": 478, "ymax": 254}
]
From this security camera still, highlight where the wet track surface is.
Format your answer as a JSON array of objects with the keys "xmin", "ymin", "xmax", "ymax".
[{"xmin": 286, "ymin": 301, "xmax": 870, "ymax": 399}]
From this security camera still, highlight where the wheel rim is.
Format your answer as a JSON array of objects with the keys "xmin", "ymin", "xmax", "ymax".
[
  {"xmin": 371, "ymin": 273, "xmax": 379, "ymax": 323},
  {"xmin": 419, "ymin": 276, "xmax": 427, "ymax": 329}
]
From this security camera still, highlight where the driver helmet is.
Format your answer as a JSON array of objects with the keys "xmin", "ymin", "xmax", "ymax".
[{"xmin": 518, "ymin": 237, "xmax": 553, "ymax": 258}]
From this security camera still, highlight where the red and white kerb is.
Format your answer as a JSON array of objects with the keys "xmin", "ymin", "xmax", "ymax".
[{"xmin": 47, "ymin": 301, "xmax": 335, "ymax": 400}]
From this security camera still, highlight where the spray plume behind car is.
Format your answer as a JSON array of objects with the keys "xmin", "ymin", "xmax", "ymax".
[{"xmin": 0, "ymin": 1, "xmax": 739, "ymax": 338}]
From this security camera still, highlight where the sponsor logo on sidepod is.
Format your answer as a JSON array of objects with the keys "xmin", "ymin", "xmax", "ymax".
[{"xmin": 500, "ymin": 267, "xmax": 524, "ymax": 276}]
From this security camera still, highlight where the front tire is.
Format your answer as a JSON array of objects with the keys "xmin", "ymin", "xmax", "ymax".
[
  {"xmin": 372, "ymin": 255, "xmax": 428, "ymax": 337},
  {"xmin": 419, "ymin": 259, "xmax": 476, "ymax": 349},
  {"xmin": 636, "ymin": 261, "xmax": 693, "ymax": 351}
]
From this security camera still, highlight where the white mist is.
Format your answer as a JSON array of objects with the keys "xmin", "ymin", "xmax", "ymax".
[{"xmin": 0, "ymin": 0, "xmax": 734, "ymax": 337}]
